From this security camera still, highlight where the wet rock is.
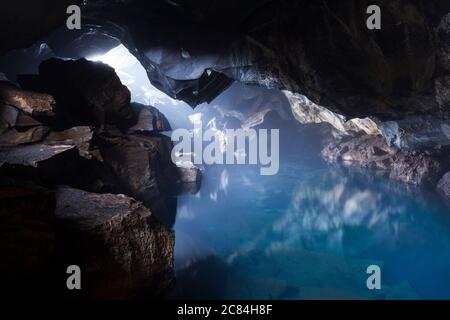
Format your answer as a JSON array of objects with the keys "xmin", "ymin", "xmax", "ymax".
[
  {"xmin": 38, "ymin": 58, "xmax": 134, "ymax": 129},
  {"xmin": 129, "ymin": 103, "xmax": 171, "ymax": 133},
  {"xmin": 55, "ymin": 186, "xmax": 174, "ymax": 299},
  {"xmin": 175, "ymin": 161, "xmax": 202, "ymax": 184},
  {"xmin": 285, "ymin": 90, "xmax": 382, "ymax": 136},
  {"xmin": 322, "ymin": 134, "xmax": 398, "ymax": 171},
  {"xmin": 0, "ymin": 126, "xmax": 49, "ymax": 147},
  {"xmin": 0, "ymin": 83, "xmax": 55, "ymax": 117},
  {"xmin": 378, "ymin": 116, "xmax": 450, "ymax": 151},
  {"xmin": 437, "ymin": 172, "xmax": 450, "ymax": 198},
  {"xmin": 175, "ymin": 161, "xmax": 202, "ymax": 194},
  {"xmin": 0, "ymin": 183, "xmax": 55, "ymax": 298},
  {"xmin": 390, "ymin": 152, "xmax": 442, "ymax": 185}
]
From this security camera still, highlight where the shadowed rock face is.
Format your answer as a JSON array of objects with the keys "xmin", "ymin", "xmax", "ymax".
[
  {"xmin": 0, "ymin": 58, "xmax": 183, "ymax": 299},
  {"xmin": 55, "ymin": 187, "xmax": 174, "ymax": 299}
]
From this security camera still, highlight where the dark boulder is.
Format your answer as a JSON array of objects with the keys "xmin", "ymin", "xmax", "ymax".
[
  {"xmin": 55, "ymin": 186, "xmax": 174, "ymax": 299},
  {"xmin": 38, "ymin": 58, "xmax": 134, "ymax": 129},
  {"xmin": 389, "ymin": 152, "xmax": 442, "ymax": 185},
  {"xmin": 0, "ymin": 183, "xmax": 55, "ymax": 298},
  {"xmin": 129, "ymin": 103, "xmax": 171, "ymax": 133}
]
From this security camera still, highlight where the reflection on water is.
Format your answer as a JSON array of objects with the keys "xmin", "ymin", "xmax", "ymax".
[{"xmin": 173, "ymin": 159, "xmax": 450, "ymax": 300}]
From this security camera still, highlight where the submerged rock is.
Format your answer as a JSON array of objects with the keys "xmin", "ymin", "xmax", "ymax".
[{"xmin": 55, "ymin": 187, "xmax": 174, "ymax": 299}]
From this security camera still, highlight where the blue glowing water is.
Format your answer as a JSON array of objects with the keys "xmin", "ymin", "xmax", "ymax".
[{"xmin": 173, "ymin": 158, "xmax": 450, "ymax": 300}]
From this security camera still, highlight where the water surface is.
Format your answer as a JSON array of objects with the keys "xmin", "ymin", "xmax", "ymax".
[{"xmin": 174, "ymin": 159, "xmax": 450, "ymax": 300}]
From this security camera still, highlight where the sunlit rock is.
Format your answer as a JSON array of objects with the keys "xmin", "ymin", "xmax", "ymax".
[{"xmin": 0, "ymin": 83, "xmax": 55, "ymax": 117}]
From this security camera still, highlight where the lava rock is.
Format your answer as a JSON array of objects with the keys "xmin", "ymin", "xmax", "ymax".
[
  {"xmin": 0, "ymin": 83, "xmax": 55, "ymax": 117},
  {"xmin": 55, "ymin": 186, "xmax": 174, "ymax": 299},
  {"xmin": 44, "ymin": 126, "xmax": 95, "ymax": 159},
  {"xmin": 97, "ymin": 133, "xmax": 179, "ymax": 226},
  {"xmin": 321, "ymin": 133, "xmax": 398, "ymax": 171},
  {"xmin": 284, "ymin": 91, "xmax": 346, "ymax": 132},
  {"xmin": 0, "ymin": 126, "xmax": 49, "ymax": 147},
  {"xmin": 378, "ymin": 116, "xmax": 450, "ymax": 151},
  {"xmin": 390, "ymin": 152, "xmax": 442, "ymax": 185},
  {"xmin": 176, "ymin": 161, "xmax": 202, "ymax": 183},
  {"xmin": 129, "ymin": 103, "xmax": 171, "ymax": 133},
  {"xmin": 0, "ymin": 143, "xmax": 76, "ymax": 167},
  {"xmin": 38, "ymin": 58, "xmax": 134, "ymax": 129}
]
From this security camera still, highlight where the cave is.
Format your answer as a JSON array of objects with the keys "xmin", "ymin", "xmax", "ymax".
[{"xmin": 1, "ymin": 0, "xmax": 450, "ymax": 301}]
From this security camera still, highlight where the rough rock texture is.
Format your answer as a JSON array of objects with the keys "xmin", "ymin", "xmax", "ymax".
[
  {"xmin": 0, "ymin": 183, "xmax": 55, "ymax": 298},
  {"xmin": 0, "ymin": 58, "xmax": 180, "ymax": 298},
  {"xmin": 55, "ymin": 187, "xmax": 174, "ymax": 299},
  {"xmin": 322, "ymin": 133, "xmax": 445, "ymax": 185},
  {"xmin": 0, "ymin": 83, "xmax": 55, "ymax": 116},
  {"xmin": 378, "ymin": 116, "xmax": 450, "ymax": 150},
  {"xmin": 0, "ymin": 126, "xmax": 50, "ymax": 147},
  {"xmin": 44, "ymin": 126, "xmax": 95, "ymax": 159},
  {"xmin": 322, "ymin": 134, "xmax": 398, "ymax": 171},
  {"xmin": 175, "ymin": 161, "xmax": 202, "ymax": 194},
  {"xmin": 438, "ymin": 172, "xmax": 450, "ymax": 198},
  {"xmin": 390, "ymin": 152, "xmax": 442, "ymax": 185}
]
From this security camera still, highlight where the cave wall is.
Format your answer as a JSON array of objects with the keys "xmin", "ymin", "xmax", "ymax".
[{"xmin": 1, "ymin": 0, "xmax": 449, "ymax": 120}]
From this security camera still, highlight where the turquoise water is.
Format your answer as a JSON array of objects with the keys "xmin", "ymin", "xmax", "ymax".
[{"xmin": 173, "ymin": 159, "xmax": 450, "ymax": 300}]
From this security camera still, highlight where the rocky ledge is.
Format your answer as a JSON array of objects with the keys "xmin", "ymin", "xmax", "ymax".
[
  {"xmin": 0, "ymin": 58, "xmax": 191, "ymax": 298},
  {"xmin": 285, "ymin": 91, "xmax": 450, "ymax": 196}
]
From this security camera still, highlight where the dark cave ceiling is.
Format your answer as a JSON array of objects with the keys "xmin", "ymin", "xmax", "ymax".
[{"xmin": 1, "ymin": 0, "xmax": 450, "ymax": 120}]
